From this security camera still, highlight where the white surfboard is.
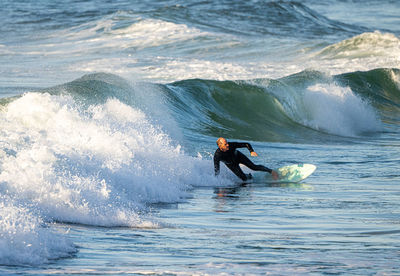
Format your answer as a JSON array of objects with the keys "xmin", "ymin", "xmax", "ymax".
[{"xmin": 266, "ymin": 163, "xmax": 316, "ymax": 183}]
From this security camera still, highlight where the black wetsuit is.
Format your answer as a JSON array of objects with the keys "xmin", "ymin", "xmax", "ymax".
[{"xmin": 214, "ymin": 142, "xmax": 272, "ymax": 181}]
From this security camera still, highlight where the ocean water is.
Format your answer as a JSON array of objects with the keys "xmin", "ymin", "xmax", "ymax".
[{"xmin": 0, "ymin": 0, "xmax": 399, "ymax": 275}]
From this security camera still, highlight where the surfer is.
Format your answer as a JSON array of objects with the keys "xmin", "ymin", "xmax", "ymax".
[{"xmin": 214, "ymin": 137, "xmax": 278, "ymax": 181}]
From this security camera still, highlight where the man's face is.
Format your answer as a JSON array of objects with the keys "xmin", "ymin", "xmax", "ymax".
[{"xmin": 219, "ymin": 139, "xmax": 229, "ymax": 152}]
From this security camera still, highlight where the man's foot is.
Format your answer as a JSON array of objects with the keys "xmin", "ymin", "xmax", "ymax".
[{"xmin": 271, "ymin": 170, "xmax": 279, "ymax": 180}]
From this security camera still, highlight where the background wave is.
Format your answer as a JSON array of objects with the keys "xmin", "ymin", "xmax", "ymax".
[
  {"xmin": 0, "ymin": 1, "xmax": 367, "ymax": 38},
  {"xmin": 2, "ymin": 1, "xmax": 398, "ymax": 87},
  {"xmin": 143, "ymin": 1, "xmax": 366, "ymax": 38}
]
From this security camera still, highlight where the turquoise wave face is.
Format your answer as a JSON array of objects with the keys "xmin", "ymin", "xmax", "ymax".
[{"xmin": 165, "ymin": 69, "xmax": 399, "ymax": 142}]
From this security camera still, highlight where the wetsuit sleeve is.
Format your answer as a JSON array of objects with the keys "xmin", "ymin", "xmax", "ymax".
[
  {"xmin": 229, "ymin": 142, "xmax": 255, "ymax": 153},
  {"xmin": 213, "ymin": 150, "xmax": 220, "ymax": 176}
]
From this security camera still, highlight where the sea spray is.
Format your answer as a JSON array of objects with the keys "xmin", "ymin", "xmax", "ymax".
[
  {"xmin": 0, "ymin": 91, "xmax": 232, "ymax": 264},
  {"xmin": 0, "ymin": 91, "xmax": 230, "ymax": 266}
]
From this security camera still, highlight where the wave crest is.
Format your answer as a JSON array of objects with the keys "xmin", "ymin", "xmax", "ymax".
[{"xmin": 317, "ymin": 31, "xmax": 400, "ymax": 59}]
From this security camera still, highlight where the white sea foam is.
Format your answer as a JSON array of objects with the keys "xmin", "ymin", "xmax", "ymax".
[
  {"xmin": 0, "ymin": 93, "xmax": 225, "ymax": 224},
  {"xmin": 304, "ymin": 31, "xmax": 400, "ymax": 77},
  {"xmin": 64, "ymin": 17, "xmax": 246, "ymax": 82},
  {"xmin": 300, "ymin": 83, "xmax": 382, "ymax": 136},
  {"xmin": 0, "ymin": 196, "xmax": 76, "ymax": 266},
  {"xmin": 0, "ymin": 92, "xmax": 231, "ymax": 264},
  {"xmin": 52, "ymin": 15, "xmax": 224, "ymax": 58},
  {"xmin": 111, "ymin": 18, "xmax": 210, "ymax": 49}
]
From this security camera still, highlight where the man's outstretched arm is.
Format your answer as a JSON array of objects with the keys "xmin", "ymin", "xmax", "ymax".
[{"xmin": 231, "ymin": 142, "xmax": 258, "ymax": 156}]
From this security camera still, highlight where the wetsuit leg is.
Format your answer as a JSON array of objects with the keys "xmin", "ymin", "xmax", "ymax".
[
  {"xmin": 225, "ymin": 163, "xmax": 248, "ymax": 181},
  {"xmin": 236, "ymin": 151, "xmax": 272, "ymax": 173}
]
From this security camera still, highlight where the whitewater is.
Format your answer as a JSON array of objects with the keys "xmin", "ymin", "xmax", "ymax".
[{"xmin": 1, "ymin": 0, "xmax": 399, "ymax": 275}]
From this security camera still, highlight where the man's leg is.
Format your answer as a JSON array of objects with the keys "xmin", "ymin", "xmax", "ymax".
[
  {"xmin": 236, "ymin": 151, "xmax": 272, "ymax": 173},
  {"xmin": 226, "ymin": 163, "xmax": 249, "ymax": 181}
]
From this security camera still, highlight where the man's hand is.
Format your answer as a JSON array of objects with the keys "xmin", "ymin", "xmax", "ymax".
[
  {"xmin": 250, "ymin": 151, "xmax": 258, "ymax": 157},
  {"xmin": 271, "ymin": 170, "xmax": 279, "ymax": 180}
]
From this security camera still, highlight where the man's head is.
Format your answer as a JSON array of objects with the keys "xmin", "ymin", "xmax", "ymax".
[{"xmin": 217, "ymin": 137, "xmax": 229, "ymax": 152}]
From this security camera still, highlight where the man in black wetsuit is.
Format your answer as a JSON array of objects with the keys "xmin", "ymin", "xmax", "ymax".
[{"xmin": 214, "ymin": 137, "xmax": 278, "ymax": 181}]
